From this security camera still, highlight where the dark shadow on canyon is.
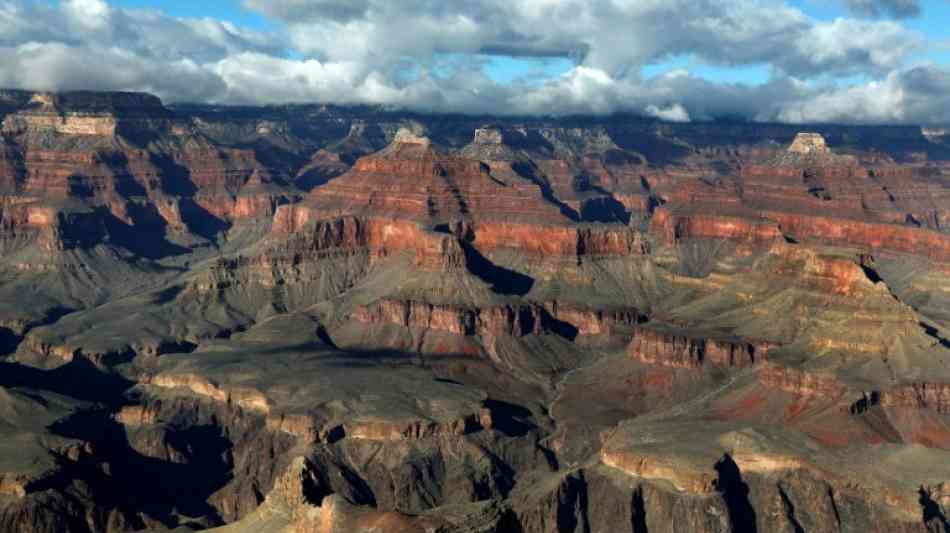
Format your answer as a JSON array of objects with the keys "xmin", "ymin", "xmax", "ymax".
[
  {"xmin": 50, "ymin": 411, "xmax": 232, "ymax": 529},
  {"xmin": 0, "ymin": 358, "xmax": 133, "ymax": 404},
  {"xmin": 459, "ymin": 241, "xmax": 535, "ymax": 296},
  {"xmin": 715, "ymin": 454, "xmax": 758, "ymax": 533},
  {"xmin": 920, "ymin": 487, "xmax": 950, "ymax": 532}
]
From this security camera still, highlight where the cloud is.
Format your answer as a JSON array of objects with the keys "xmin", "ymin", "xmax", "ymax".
[
  {"xmin": 843, "ymin": 0, "xmax": 922, "ymax": 18},
  {"xmin": 0, "ymin": 0, "xmax": 945, "ymax": 124},
  {"xmin": 646, "ymin": 104, "xmax": 692, "ymax": 122},
  {"xmin": 242, "ymin": 0, "xmax": 921, "ymax": 79},
  {"xmin": 0, "ymin": 42, "xmax": 227, "ymax": 102}
]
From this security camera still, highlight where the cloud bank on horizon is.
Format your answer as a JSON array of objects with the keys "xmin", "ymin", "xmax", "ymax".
[{"xmin": 1, "ymin": 0, "xmax": 949, "ymax": 124}]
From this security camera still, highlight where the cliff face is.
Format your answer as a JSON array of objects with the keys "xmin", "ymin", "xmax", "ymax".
[
  {"xmin": 641, "ymin": 131, "xmax": 950, "ymax": 262},
  {"xmin": 630, "ymin": 325, "xmax": 773, "ymax": 369},
  {"xmin": 757, "ymin": 365, "xmax": 847, "ymax": 398},
  {"xmin": 2, "ymin": 90, "xmax": 950, "ymax": 533},
  {"xmin": 303, "ymin": 129, "xmax": 573, "ymax": 227},
  {"xmin": 270, "ymin": 213, "xmax": 466, "ymax": 270},
  {"xmin": 351, "ymin": 299, "xmax": 546, "ymax": 338},
  {"xmin": 350, "ymin": 298, "xmax": 646, "ymax": 346}
]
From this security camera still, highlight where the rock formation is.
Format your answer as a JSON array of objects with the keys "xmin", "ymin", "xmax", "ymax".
[
  {"xmin": 0, "ymin": 89, "xmax": 948, "ymax": 532},
  {"xmin": 788, "ymin": 132, "xmax": 830, "ymax": 155}
]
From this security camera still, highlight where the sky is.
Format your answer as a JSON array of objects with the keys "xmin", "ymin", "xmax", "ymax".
[{"xmin": 1, "ymin": 0, "xmax": 949, "ymax": 124}]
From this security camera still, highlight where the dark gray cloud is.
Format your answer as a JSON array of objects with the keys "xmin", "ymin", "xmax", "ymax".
[
  {"xmin": 0, "ymin": 0, "xmax": 946, "ymax": 125},
  {"xmin": 844, "ymin": 0, "xmax": 922, "ymax": 18}
]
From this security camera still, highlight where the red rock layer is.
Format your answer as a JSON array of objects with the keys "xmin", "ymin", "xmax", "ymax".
[
  {"xmin": 757, "ymin": 365, "xmax": 847, "ymax": 398},
  {"xmin": 764, "ymin": 210, "xmax": 950, "ymax": 261},
  {"xmin": 275, "ymin": 134, "xmax": 655, "ymax": 260},
  {"xmin": 306, "ymin": 139, "xmax": 571, "ymax": 225},
  {"xmin": 629, "ymin": 325, "xmax": 773, "ymax": 369},
  {"xmin": 270, "ymin": 212, "xmax": 465, "ymax": 270},
  {"xmin": 352, "ymin": 299, "xmax": 547, "ymax": 337},
  {"xmin": 275, "ymin": 202, "xmax": 644, "ymax": 260},
  {"xmin": 353, "ymin": 298, "xmax": 647, "ymax": 341},
  {"xmin": 767, "ymin": 244, "xmax": 880, "ymax": 296},
  {"xmin": 469, "ymin": 221, "xmax": 645, "ymax": 257},
  {"xmin": 636, "ymin": 134, "xmax": 950, "ymax": 263},
  {"xmin": 541, "ymin": 301, "xmax": 646, "ymax": 336},
  {"xmin": 650, "ymin": 206, "xmax": 783, "ymax": 244},
  {"xmin": 877, "ymin": 383, "xmax": 950, "ymax": 413},
  {"xmin": 649, "ymin": 199, "xmax": 950, "ymax": 262}
]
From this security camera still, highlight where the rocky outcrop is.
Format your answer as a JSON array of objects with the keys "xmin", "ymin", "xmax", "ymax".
[
  {"xmin": 765, "ymin": 210, "xmax": 950, "ymax": 261},
  {"xmin": 855, "ymin": 383, "xmax": 950, "ymax": 413},
  {"xmin": 767, "ymin": 244, "xmax": 884, "ymax": 296},
  {"xmin": 353, "ymin": 299, "xmax": 647, "ymax": 341},
  {"xmin": 146, "ymin": 373, "xmax": 271, "ymax": 414},
  {"xmin": 304, "ymin": 132, "xmax": 573, "ymax": 226},
  {"xmin": 1, "ymin": 91, "xmax": 170, "ymax": 137},
  {"xmin": 344, "ymin": 410, "xmax": 492, "ymax": 441},
  {"xmin": 650, "ymin": 204, "xmax": 950, "ymax": 262},
  {"xmin": 270, "ymin": 213, "xmax": 465, "ymax": 269},
  {"xmin": 601, "ymin": 448, "xmax": 719, "ymax": 494},
  {"xmin": 629, "ymin": 325, "xmax": 773, "ymax": 369},
  {"xmin": 650, "ymin": 206, "xmax": 784, "ymax": 245},
  {"xmin": 273, "ymin": 205, "xmax": 643, "ymax": 263},
  {"xmin": 788, "ymin": 132, "xmax": 830, "ymax": 155},
  {"xmin": 758, "ymin": 365, "xmax": 847, "ymax": 398},
  {"xmin": 542, "ymin": 301, "xmax": 646, "ymax": 336},
  {"xmin": 471, "ymin": 220, "xmax": 645, "ymax": 257},
  {"xmin": 352, "ymin": 300, "xmax": 548, "ymax": 337}
]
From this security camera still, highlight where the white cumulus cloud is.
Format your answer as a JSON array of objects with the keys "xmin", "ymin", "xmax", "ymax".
[{"xmin": 0, "ymin": 0, "xmax": 944, "ymax": 124}]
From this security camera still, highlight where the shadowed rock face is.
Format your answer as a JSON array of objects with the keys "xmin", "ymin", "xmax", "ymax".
[{"xmin": 1, "ymin": 89, "xmax": 950, "ymax": 532}]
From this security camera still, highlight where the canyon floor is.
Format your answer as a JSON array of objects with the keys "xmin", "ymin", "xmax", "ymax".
[{"xmin": 1, "ymin": 89, "xmax": 950, "ymax": 532}]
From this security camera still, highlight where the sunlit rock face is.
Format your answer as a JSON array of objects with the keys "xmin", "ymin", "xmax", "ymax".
[
  {"xmin": 788, "ymin": 132, "xmax": 830, "ymax": 155},
  {"xmin": 1, "ymin": 89, "xmax": 950, "ymax": 533}
]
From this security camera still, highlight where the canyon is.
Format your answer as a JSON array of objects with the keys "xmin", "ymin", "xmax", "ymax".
[{"xmin": 0, "ymin": 89, "xmax": 949, "ymax": 532}]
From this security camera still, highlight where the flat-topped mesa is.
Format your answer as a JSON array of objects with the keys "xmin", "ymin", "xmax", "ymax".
[
  {"xmin": 746, "ymin": 130, "xmax": 856, "ymax": 171},
  {"xmin": 372, "ymin": 127, "xmax": 436, "ymax": 159},
  {"xmin": 539, "ymin": 125, "xmax": 618, "ymax": 156},
  {"xmin": 473, "ymin": 127, "xmax": 504, "ymax": 145},
  {"xmin": 0, "ymin": 90, "xmax": 166, "ymax": 115},
  {"xmin": 921, "ymin": 127, "xmax": 949, "ymax": 143},
  {"xmin": 1, "ymin": 90, "xmax": 171, "ymax": 137},
  {"xmin": 3, "ymin": 109, "xmax": 118, "ymax": 137},
  {"xmin": 391, "ymin": 127, "xmax": 432, "ymax": 147},
  {"xmin": 459, "ymin": 127, "xmax": 523, "ymax": 162},
  {"xmin": 788, "ymin": 132, "xmax": 830, "ymax": 155}
]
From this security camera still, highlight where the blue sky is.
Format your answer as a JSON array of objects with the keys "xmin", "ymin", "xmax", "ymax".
[{"xmin": 104, "ymin": 0, "xmax": 950, "ymax": 87}]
